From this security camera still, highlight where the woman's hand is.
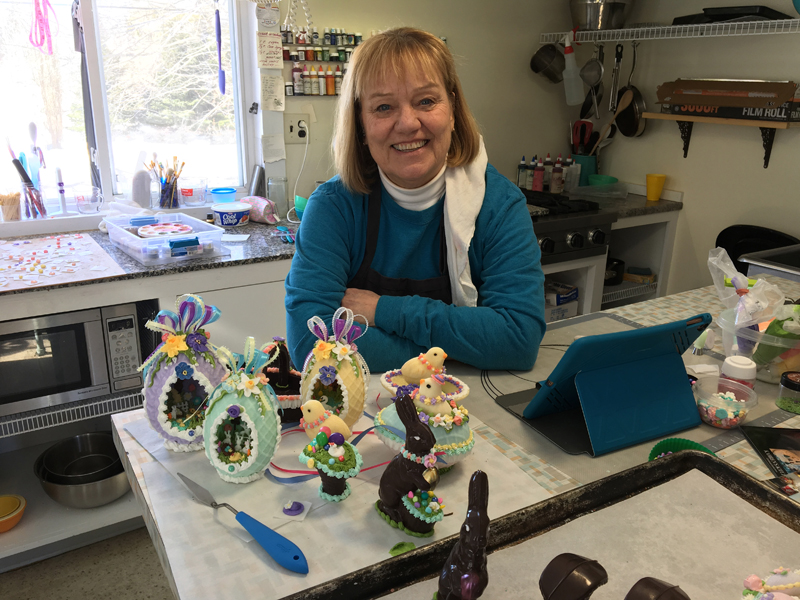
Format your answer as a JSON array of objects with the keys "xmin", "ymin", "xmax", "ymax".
[{"xmin": 342, "ymin": 288, "xmax": 380, "ymax": 326}]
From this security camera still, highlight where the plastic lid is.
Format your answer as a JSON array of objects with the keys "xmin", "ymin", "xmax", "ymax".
[
  {"xmin": 781, "ymin": 371, "xmax": 800, "ymax": 392},
  {"xmin": 722, "ymin": 356, "xmax": 757, "ymax": 380}
]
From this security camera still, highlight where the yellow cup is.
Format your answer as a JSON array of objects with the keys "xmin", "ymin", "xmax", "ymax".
[{"xmin": 646, "ymin": 174, "xmax": 666, "ymax": 201}]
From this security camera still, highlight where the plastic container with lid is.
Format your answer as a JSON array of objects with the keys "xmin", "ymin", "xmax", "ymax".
[
  {"xmin": 721, "ymin": 355, "xmax": 757, "ymax": 388},
  {"xmin": 693, "ymin": 375, "xmax": 758, "ymax": 429},
  {"xmin": 777, "ymin": 371, "xmax": 800, "ymax": 414}
]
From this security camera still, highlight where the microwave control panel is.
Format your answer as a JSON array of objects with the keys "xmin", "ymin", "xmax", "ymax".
[{"xmin": 105, "ymin": 314, "xmax": 142, "ymax": 389}]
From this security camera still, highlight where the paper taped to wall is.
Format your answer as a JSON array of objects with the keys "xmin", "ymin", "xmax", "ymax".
[
  {"xmin": 261, "ymin": 75, "xmax": 285, "ymax": 111},
  {"xmin": 257, "ymin": 32, "xmax": 282, "ymax": 69},
  {"xmin": 262, "ymin": 134, "xmax": 286, "ymax": 164}
]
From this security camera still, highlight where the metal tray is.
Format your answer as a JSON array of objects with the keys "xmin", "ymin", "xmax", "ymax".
[{"xmin": 283, "ymin": 450, "xmax": 800, "ymax": 600}]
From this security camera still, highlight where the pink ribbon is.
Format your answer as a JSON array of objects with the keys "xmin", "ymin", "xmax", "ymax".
[{"xmin": 29, "ymin": 0, "xmax": 57, "ymax": 55}]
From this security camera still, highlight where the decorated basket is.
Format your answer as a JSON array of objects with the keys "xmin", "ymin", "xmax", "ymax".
[
  {"xmin": 260, "ymin": 336, "xmax": 303, "ymax": 421},
  {"xmin": 203, "ymin": 338, "xmax": 282, "ymax": 484},
  {"xmin": 139, "ymin": 295, "xmax": 226, "ymax": 452},
  {"xmin": 299, "ymin": 431, "xmax": 363, "ymax": 502},
  {"xmin": 300, "ymin": 308, "xmax": 370, "ymax": 430}
]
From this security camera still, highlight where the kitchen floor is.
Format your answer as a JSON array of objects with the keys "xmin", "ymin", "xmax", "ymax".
[{"xmin": 0, "ymin": 528, "xmax": 173, "ymax": 600}]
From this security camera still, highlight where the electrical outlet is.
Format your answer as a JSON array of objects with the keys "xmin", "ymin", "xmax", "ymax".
[{"xmin": 284, "ymin": 113, "xmax": 310, "ymax": 144}]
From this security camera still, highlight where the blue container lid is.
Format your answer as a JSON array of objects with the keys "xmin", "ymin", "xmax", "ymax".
[{"xmin": 211, "ymin": 187, "xmax": 236, "ymax": 193}]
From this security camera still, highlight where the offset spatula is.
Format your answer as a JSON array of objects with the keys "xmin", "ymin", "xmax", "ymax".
[{"xmin": 177, "ymin": 473, "xmax": 309, "ymax": 574}]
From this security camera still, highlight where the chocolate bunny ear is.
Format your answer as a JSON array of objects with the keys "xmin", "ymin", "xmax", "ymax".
[
  {"xmin": 467, "ymin": 471, "xmax": 489, "ymax": 513},
  {"xmin": 396, "ymin": 395, "xmax": 436, "ymax": 453},
  {"xmin": 395, "ymin": 394, "xmax": 419, "ymax": 428}
]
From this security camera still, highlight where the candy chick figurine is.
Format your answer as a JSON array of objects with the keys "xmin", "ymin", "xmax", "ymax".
[
  {"xmin": 401, "ymin": 347, "xmax": 447, "ymax": 384},
  {"xmin": 300, "ymin": 399, "xmax": 351, "ymax": 441},
  {"xmin": 413, "ymin": 374, "xmax": 454, "ymax": 417}
]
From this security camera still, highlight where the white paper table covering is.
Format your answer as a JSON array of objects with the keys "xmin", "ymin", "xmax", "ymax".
[{"xmin": 132, "ymin": 410, "xmax": 552, "ymax": 599}]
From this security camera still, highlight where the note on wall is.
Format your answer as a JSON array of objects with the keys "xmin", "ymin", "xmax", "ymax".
[
  {"xmin": 261, "ymin": 75, "xmax": 285, "ymax": 112},
  {"xmin": 257, "ymin": 32, "xmax": 282, "ymax": 69},
  {"xmin": 262, "ymin": 134, "xmax": 286, "ymax": 164}
]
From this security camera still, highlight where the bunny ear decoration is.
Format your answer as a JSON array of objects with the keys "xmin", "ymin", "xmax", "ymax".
[
  {"xmin": 176, "ymin": 294, "xmax": 222, "ymax": 333},
  {"xmin": 307, "ymin": 316, "xmax": 328, "ymax": 341},
  {"xmin": 332, "ymin": 307, "xmax": 368, "ymax": 343},
  {"xmin": 146, "ymin": 308, "xmax": 180, "ymax": 335},
  {"xmin": 215, "ymin": 345, "xmax": 239, "ymax": 372}
]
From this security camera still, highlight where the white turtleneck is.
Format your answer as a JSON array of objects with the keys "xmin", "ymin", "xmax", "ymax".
[{"xmin": 378, "ymin": 164, "xmax": 447, "ymax": 211}]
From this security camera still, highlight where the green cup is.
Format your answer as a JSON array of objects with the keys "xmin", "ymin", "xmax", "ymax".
[{"xmin": 294, "ymin": 195, "xmax": 308, "ymax": 220}]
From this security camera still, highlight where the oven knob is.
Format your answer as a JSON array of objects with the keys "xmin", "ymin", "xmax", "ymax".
[
  {"xmin": 589, "ymin": 229, "xmax": 606, "ymax": 245},
  {"xmin": 538, "ymin": 237, "xmax": 555, "ymax": 254},
  {"xmin": 566, "ymin": 232, "xmax": 584, "ymax": 249}
]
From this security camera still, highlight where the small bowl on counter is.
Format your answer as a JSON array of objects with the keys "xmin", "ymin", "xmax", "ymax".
[
  {"xmin": 212, "ymin": 202, "xmax": 251, "ymax": 228},
  {"xmin": 34, "ymin": 433, "xmax": 130, "ymax": 509},
  {"xmin": 0, "ymin": 495, "xmax": 26, "ymax": 533},
  {"xmin": 693, "ymin": 376, "xmax": 758, "ymax": 429},
  {"xmin": 209, "ymin": 187, "xmax": 236, "ymax": 203}
]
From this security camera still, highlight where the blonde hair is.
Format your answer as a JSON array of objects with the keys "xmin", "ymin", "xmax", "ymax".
[{"xmin": 332, "ymin": 27, "xmax": 481, "ymax": 194}]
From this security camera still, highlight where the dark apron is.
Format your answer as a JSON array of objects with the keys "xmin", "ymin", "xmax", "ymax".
[{"xmin": 348, "ymin": 181, "xmax": 452, "ymax": 303}]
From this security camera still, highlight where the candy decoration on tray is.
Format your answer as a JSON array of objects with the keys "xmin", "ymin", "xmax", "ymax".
[
  {"xmin": 298, "ymin": 427, "xmax": 362, "ymax": 502},
  {"xmin": 139, "ymin": 294, "xmax": 226, "ymax": 452},
  {"xmin": 261, "ymin": 336, "xmax": 303, "ymax": 422},
  {"xmin": 300, "ymin": 307, "xmax": 370, "ymax": 430},
  {"xmin": 203, "ymin": 338, "xmax": 282, "ymax": 483},
  {"xmin": 376, "ymin": 395, "xmax": 442, "ymax": 537},
  {"xmin": 743, "ymin": 567, "xmax": 800, "ymax": 599},
  {"xmin": 137, "ymin": 222, "xmax": 194, "ymax": 238},
  {"xmin": 376, "ymin": 351, "xmax": 474, "ymax": 469},
  {"xmin": 435, "ymin": 471, "xmax": 489, "ymax": 600}
]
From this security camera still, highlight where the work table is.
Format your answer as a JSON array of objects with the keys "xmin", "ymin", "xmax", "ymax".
[{"xmin": 109, "ymin": 274, "xmax": 800, "ymax": 599}]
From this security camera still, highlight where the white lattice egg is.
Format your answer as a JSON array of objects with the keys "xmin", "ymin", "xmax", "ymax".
[{"xmin": 300, "ymin": 347, "xmax": 368, "ymax": 430}]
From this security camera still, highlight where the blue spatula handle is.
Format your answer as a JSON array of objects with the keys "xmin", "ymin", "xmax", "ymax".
[{"xmin": 235, "ymin": 511, "xmax": 309, "ymax": 574}]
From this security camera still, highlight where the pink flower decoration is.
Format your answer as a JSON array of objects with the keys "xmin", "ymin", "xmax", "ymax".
[
  {"xmin": 423, "ymin": 454, "xmax": 436, "ymax": 469},
  {"xmin": 743, "ymin": 575, "xmax": 763, "ymax": 590}
]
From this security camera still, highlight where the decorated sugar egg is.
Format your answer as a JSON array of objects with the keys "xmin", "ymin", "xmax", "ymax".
[
  {"xmin": 203, "ymin": 338, "xmax": 282, "ymax": 484},
  {"xmin": 300, "ymin": 308, "xmax": 370, "ymax": 430},
  {"xmin": 139, "ymin": 295, "xmax": 226, "ymax": 452}
]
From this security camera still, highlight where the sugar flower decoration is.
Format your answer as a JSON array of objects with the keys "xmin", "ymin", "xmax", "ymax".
[
  {"xmin": 418, "ymin": 412, "xmax": 430, "ymax": 424},
  {"xmin": 227, "ymin": 405, "xmax": 241, "ymax": 418},
  {"xmin": 237, "ymin": 373, "xmax": 259, "ymax": 397},
  {"xmin": 161, "ymin": 334, "xmax": 188, "ymax": 358},
  {"xmin": 319, "ymin": 365, "xmax": 337, "ymax": 386},
  {"xmin": 423, "ymin": 453, "xmax": 437, "ymax": 469},
  {"xmin": 257, "ymin": 372, "xmax": 269, "ymax": 385},
  {"xmin": 186, "ymin": 332, "xmax": 209, "ymax": 353},
  {"xmin": 175, "ymin": 362, "xmax": 194, "ymax": 380},
  {"xmin": 332, "ymin": 342, "xmax": 353, "ymax": 361},
  {"xmin": 313, "ymin": 341, "xmax": 335, "ymax": 362},
  {"xmin": 431, "ymin": 414, "xmax": 445, "ymax": 428}
]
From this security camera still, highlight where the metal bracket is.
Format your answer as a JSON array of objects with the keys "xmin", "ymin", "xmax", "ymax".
[
  {"xmin": 677, "ymin": 121, "xmax": 693, "ymax": 158},
  {"xmin": 249, "ymin": 102, "xmax": 259, "ymax": 115},
  {"xmin": 760, "ymin": 127, "xmax": 776, "ymax": 169}
]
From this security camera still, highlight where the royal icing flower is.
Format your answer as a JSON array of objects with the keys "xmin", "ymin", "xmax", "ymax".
[
  {"xmin": 186, "ymin": 332, "xmax": 209, "ymax": 353},
  {"xmin": 428, "ymin": 501, "xmax": 440, "ymax": 512},
  {"xmin": 453, "ymin": 414, "xmax": 463, "ymax": 426},
  {"xmin": 257, "ymin": 372, "xmax": 269, "ymax": 385},
  {"xmin": 313, "ymin": 340, "xmax": 335, "ymax": 361},
  {"xmin": 431, "ymin": 414, "xmax": 445, "ymax": 428},
  {"xmin": 227, "ymin": 405, "xmax": 241, "ymax": 418},
  {"xmin": 743, "ymin": 575, "xmax": 763, "ymax": 591},
  {"xmin": 161, "ymin": 334, "xmax": 188, "ymax": 358},
  {"xmin": 175, "ymin": 362, "xmax": 194, "ymax": 380},
  {"xmin": 418, "ymin": 412, "xmax": 430, "ymax": 424},
  {"xmin": 423, "ymin": 453, "xmax": 437, "ymax": 469},
  {"xmin": 237, "ymin": 374, "xmax": 259, "ymax": 397},
  {"xmin": 332, "ymin": 342, "xmax": 354, "ymax": 361},
  {"xmin": 319, "ymin": 365, "xmax": 337, "ymax": 386}
]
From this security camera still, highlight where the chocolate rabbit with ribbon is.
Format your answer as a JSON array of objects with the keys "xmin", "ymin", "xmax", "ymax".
[
  {"xmin": 300, "ymin": 307, "xmax": 370, "ymax": 430},
  {"xmin": 139, "ymin": 294, "xmax": 226, "ymax": 452}
]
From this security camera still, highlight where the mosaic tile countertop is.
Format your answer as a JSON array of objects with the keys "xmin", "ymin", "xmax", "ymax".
[{"xmin": 0, "ymin": 220, "xmax": 295, "ymax": 296}]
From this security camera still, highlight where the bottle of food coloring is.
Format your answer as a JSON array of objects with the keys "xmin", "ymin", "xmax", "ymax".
[
  {"xmin": 317, "ymin": 67, "xmax": 326, "ymax": 96},
  {"xmin": 550, "ymin": 159, "xmax": 564, "ymax": 194},
  {"xmin": 302, "ymin": 65, "xmax": 312, "ymax": 95},
  {"xmin": 324, "ymin": 27, "xmax": 331, "ymax": 45},
  {"xmin": 334, "ymin": 66, "xmax": 342, "ymax": 95},
  {"xmin": 292, "ymin": 62, "xmax": 304, "ymax": 96},
  {"xmin": 543, "ymin": 153, "xmax": 554, "ymax": 189},
  {"xmin": 525, "ymin": 156, "xmax": 536, "ymax": 190},
  {"xmin": 326, "ymin": 67, "xmax": 335, "ymax": 96},
  {"xmin": 310, "ymin": 67, "xmax": 319, "ymax": 95},
  {"xmin": 516, "ymin": 156, "xmax": 526, "ymax": 188},
  {"xmin": 532, "ymin": 159, "xmax": 545, "ymax": 192}
]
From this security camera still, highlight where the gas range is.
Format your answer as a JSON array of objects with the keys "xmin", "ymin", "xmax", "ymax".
[{"xmin": 522, "ymin": 190, "xmax": 617, "ymax": 266}]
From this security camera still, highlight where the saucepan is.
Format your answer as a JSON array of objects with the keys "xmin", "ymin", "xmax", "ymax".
[
  {"xmin": 530, "ymin": 44, "xmax": 565, "ymax": 84},
  {"xmin": 616, "ymin": 41, "xmax": 646, "ymax": 137}
]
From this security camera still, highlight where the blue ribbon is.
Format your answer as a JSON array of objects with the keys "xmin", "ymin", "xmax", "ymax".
[
  {"xmin": 265, "ymin": 470, "xmax": 318, "ymax": 485},
  {"xmin": 281, "ymin": 421, "xmax": 301, "ymax": 431}
]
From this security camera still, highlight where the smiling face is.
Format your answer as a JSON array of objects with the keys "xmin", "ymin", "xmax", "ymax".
[{"xmin": 360, "ymin": 65, "xmax": 454, "ymax": 189}]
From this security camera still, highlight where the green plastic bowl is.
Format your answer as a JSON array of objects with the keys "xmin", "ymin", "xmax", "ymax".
[
  {"xmin": 648, "ymin": 438, "xmax": 716, "ymax": 462},
  {"xmin": 588, "ymin": 174, "xmax": 618, "ymax": 186}
]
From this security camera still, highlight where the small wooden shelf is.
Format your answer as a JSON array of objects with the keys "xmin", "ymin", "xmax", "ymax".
[{"xmin": 642, "ymin": 111, "xmax": 799, "ymax": 168}]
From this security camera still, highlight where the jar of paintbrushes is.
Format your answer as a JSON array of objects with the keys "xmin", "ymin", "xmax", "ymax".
[
  {"xmin": 0, "ymin": 189, "xmax": 21, "ymax": 221},
  {"xmin": 145, "ymin": 156, "xmax": 185, "ymax": 210}
]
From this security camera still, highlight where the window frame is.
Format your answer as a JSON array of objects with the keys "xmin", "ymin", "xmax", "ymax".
[{"xmin": 76, "ymin": 0, "xmax": 261, "ymax": 198}]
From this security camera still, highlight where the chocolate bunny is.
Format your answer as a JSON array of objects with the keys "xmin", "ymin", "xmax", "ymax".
[
  {"xmin": 377, "ymin": 394, "xmax": 437, "ymax": 530},
  {"xmin": 437, "ymin": 471, "xmax": 490, "ymax": 600}
]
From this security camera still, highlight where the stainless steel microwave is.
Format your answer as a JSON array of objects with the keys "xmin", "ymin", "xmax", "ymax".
[{"xmin": 0, "ymin": 302, "xmax": 158, "ymax": 418}]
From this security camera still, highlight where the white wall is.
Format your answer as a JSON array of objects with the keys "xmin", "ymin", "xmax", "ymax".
[
  {"xmin": 596, "ymin": 0, "xmax": 800, "ymax": 293},
  {"xmin": 279, "ymin": 0, "xmax": 573, "ymax": 200}
]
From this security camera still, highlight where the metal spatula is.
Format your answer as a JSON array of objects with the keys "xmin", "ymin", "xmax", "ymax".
[{"xmin": 177, "ymin": 473, "xmax": 309, "ymax": 574}]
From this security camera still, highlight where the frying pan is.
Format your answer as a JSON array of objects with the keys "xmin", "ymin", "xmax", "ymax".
[{"xmin": 616, "ymin": 41, "xmax": 646, "ymax": 137}]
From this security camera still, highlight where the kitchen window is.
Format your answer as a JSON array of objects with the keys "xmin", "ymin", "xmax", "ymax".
[{"xmin": 1, "ymin": 0, "xmax": 260, "ymax": 213}]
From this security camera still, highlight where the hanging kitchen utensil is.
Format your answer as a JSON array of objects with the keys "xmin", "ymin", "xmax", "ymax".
[
  {"xmin": 580, "ymin": 47, "xmax": 604, "ymax": 120},
  {"xmin": 177, "ymin": 473, "xmax": 309, "ymax": 574},
  {"xmin": 580, "ymin": 90, "xmax": 594, "ymax": 120},
  {"xmin": 616, "ymin": 41, "xmax": 646, "ymax": 138},
  {"xmin": 594, "ymin": 44, "xmax": 605, "ymax": 117},
  {"xmin": 530, "ymin": 43, "xmax": 565, "ymax": 84},
  {"xmin": 215, "ymin": 0, "xmax": 224, "ymax": 94},
  {"xmin": 608, "ymin": 44, "xmax": 623, "ymax": 113},
  {"xmin": 572, "ymin": 120, "xmax": 593, "ymax": 155},
  {"xmin": 590, "ymin": 90, "xmax": 634, "ymax": 156}
]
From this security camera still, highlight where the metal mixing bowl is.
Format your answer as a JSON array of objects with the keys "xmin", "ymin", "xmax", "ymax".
[
  {"xmin": 34, "ymin": 439, "xmax": 130, "ymax": 509},
  {"xmin": 570, "ymin": 0, "xmax": 635, "ymax": 31},
  {"xmin": 42, "ymin": 432, "xmax": 122, "ymax": 485}
]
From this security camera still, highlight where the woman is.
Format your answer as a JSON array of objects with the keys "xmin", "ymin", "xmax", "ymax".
[{"xmin": 285, "ymin": 27, "xmax": 545, "ymax": 372}]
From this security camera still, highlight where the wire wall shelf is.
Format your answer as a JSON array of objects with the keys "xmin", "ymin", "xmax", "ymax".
[
  {"xmin": 602, "ymin": 281, "xmax": 659, "ymax": 305},
  {"xmin": 540, "ymin": 19, "xmax": 800, "ymax": 44},
  {"xmin": 0, "ymin": 392, "xmax": 144, "ymax": 439}
]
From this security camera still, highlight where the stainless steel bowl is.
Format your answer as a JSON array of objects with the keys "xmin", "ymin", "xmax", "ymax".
[
  {"xmin": 34, "ymin": 442, "xmax": 130, "ymax": 509},
  {"xmin": 570, "ymin": 0, "xmax": 635, "ymax": 31},
  {"xmin": 530, "ymin": 44, "xmax": 565, "ymax": 84},
  {"xmin": 42, "ymin": 432, "xmax": 122, "ymax": 485}
]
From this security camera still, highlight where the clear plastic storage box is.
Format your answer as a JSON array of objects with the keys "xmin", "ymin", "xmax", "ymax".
[{"xmin": 104, "ymin": 213, "xmax": 229, "ymax": 266}]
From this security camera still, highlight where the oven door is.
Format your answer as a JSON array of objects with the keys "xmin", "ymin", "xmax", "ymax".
[{"xmin": 0, "ymin": 309, "xmax": 110, "ymax": 417}]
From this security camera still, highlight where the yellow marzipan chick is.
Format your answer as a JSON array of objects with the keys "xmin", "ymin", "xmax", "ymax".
[
  {"xmin": 401, "ymin": 347, "xmax": 447, "ymax": 384},
  {"xmin": 300, "ymin": 400, "xmax": 351, "ymax": 440}
]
